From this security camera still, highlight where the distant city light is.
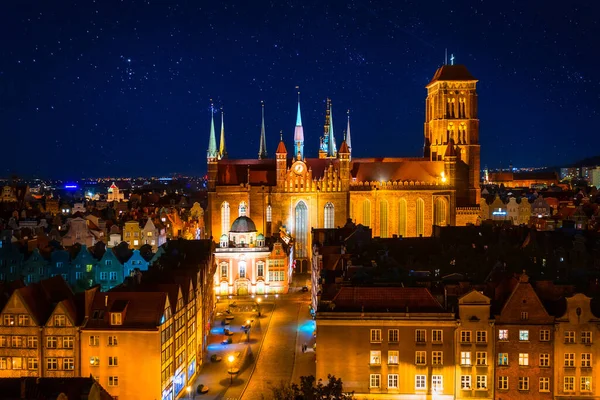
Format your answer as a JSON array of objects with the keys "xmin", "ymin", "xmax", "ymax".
[{"xmin": 65, "ymin": 184, "xmax": 77, "ymax": 189}]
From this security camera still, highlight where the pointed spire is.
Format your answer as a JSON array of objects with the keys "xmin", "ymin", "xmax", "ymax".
[
  {"xmin": 276, "ymin": 130, "xmax": 287, "ymax": 154},
  {"xmin": 207, "ymin": 102, "xmax": 218, "ymax": 160},
  {"xmin": 219, "ymin": 109, "xmax": 227, "ymax": 159},
  {"xmin": 346, "ymin": 109, "xmax": 352, "ymax": 153},
  {"xmin": 258, "ymin": 101, "xmax": 268, "ymax": 159},
  {"xmin": 327, "ymin": 103, "xmax": 337, "ymax": 157},
  {"xmin": 296, "ymin": 90, "xmax": 302, "ymax": 126},
  {"xmin": 294, "ymin": 87, "xmax": 304, "ymax": 160}
]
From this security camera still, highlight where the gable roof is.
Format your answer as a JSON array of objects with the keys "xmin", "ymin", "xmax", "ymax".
[
  {"xmin": 84, "ymin": 291, "xmax": 168, "ymax": 330},
  {"xmin": 328, "ymin": 286, "xmax": 445, "ymax": 312},
  {"xmin": 496, "ymin": 273, "xmax": 553, "ymax": 324}
]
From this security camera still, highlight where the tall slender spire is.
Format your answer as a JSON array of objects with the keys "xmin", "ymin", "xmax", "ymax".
[
  {"xmin": 327, "ymin": 103, "xmax": 337, "ymax": 157},
  {"xmin": 293, "ymin": 87, "xmax": 304, "ymax": 160},
  {"xmin": 218, "ymin": 109, "xmax": 227, "ymax": 159},
  {"xmin": 258, "ymin": 101, "xmax": 268, "ymax": 159},
  {"xmin": 207, "ymin": 102, "xmax": 218, "ymax": 160},
  {"xmin": 346, "ymin": 109, "xmax": 352, "ymax": 154}
]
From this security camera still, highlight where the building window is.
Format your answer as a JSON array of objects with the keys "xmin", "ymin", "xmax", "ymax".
[
  {"xmin": 539, "ymin": 377, "xmax": 550, "ymax": 392},
  {"xmin": 220, "ymin": 263, "xmax": 228, "ymax": 278},
  {"xmin": 54, "ymin": 315, "xmax": 66, "ymax": 327},
  {"xmin": 324, "ymin": 203, "xmax": 335, "ymax": 229},
  {"xmin": 108, "ymin": 376, "xmax": 119, "ymax": 387},
  {"xmin": 415, "ymin": 375, "xmax": 426, "ymax": 390},
  {"xmin": 133, "ymin": 239, "xmax": 139, "ymax": 246},
  {"xmin": 27, "ymin": 358, "xmax": 38, "ymax": 370},
  {"xmin": 257, "ymin": 262, "xmax": 264, "ymax": 277},
  {"xmin": 12, "ymin": 357, "xmax": 22, "ymax": 369},
  {"xmin": 415, "ymin": 351, "xmax": 426, "ymax": 365},
  {"xmin": 432, "ymin": 375, "xmax": 443, "ymax": 392},
  {"xmin": 369, "ymin": 374, "xmax": 380, "ymax": 388},
  {"xmin": 18, "ymin": 315, "xmax": 30, "ymax": 326},
  {"xmin": 432, "ymin": 329, "xmax": 442, "ymax": 342},
  {"xmin": 433, "ymin": 197, "xmax": 446, "ymax": 226},
  {"xmin": 498, "ymin": 329, "xmax": 508, "ymax": 340},
  {"xmin": 76, "ymin": 272, "xmax": 83, "ymax": 280},
  {"xmin": 47, "ymin": 336, "xmax": 57, "ymax": 349},
  {"xmin": 221, "ymin": 202, "xmax": 230, "ymax": 236},
  {"xmin": 388, "ymin": 351, "xmax": 399, "ymax": 365},
  {"xmin": 518, "ymin": 353, "xmax": 529, "ymax": 366},
  {"xmin": 90, "ymin": 356, "xmax": 100, "ymax": 366},
  {"xmin": 476, "ymin": 352, "xmax": 487, "ymax": 366},
  {"xmin": 415, "ymin": 329, "xmax": 426, "ymax": 343},
  {"xmin": 100, "ymin": 272, "xmax": 108, "ymax": 280},
  {"xmin": 461, "ymin": 375, "xmax": 471, "ymax": 390},
  {"xmin": 239, "ymin": 262, "xmax": 246, "ymax": 278},
  {"xmin": 432, "ymin": 351, "xmax": 443, "ymax": 365},
  {"xmin": 476, "ymin": 375, "xmax": 487, "ymax": 390},
  {"xmin": 388, "ymin": 374, "xmax": 398, "ymax": 389},
  {"xmin": 294, "ymin": 201, "xmax": 308, "ymax": 258},
  {"xmin": 3, "ymin": 315, "xmax": 14, "ymax": 326},
  {"xmin": 564, "ymin": 331, "xmax": 575, "ymax": 344},
  {"xmin": 539, "ymin": 353, "xmax": 550, "ymax": 367},
  {"xmin": 370, "ymin": 351, "xmax": 381, "ymax": 365},
  {"xmin": 47, "ymin": 358, "xmax": 58, "ymax": 370},
  {"xmin": 388, "ymin": 329, "xmax": 399, "ymax": 342},
  {"xmin": 581, "ymin": 331, "xmax": 592, "ymax": 344},
  {"xmin": 361, "ymin": 199, "xmax": 371, "ymax": 227},
  {"xmin": 476, "ymin": 330, "xmax": 487, "ymax": 343},
  {"xmin": 109, "ymin": 356, "xmax": 118, "ymax": 366},
  {"xmin": 63, "ymin": 337, "xmax": 74, "ymax": 349},
  {"xmin": 540, "ymin": 330, "xmax": 550, "ymax": 341},
  {"xmin": 12, "ymin": 336, "xmax": 23, "ymax": 348},
  {"xmin": 370, "ymin": 329, "xmax": 381, "ymax": 343},
  {"xmin": 108, "ymin": 336, "xmax": 118, "ymax": 346},
  {"xmin": 416, "ymin": 198, "xmax": 424, "ymax": 236},
  {"xmin": 519, "ymin": 377, "xmax": 529, "ymax": 391},
  {"xmin": 238, "ymin": 201, "xmax": 248, "ymax": 217},
  {"xmin": 109, "ymin": 271, "xmax": 117, "ymax": 281},
  {"xmin": 461, "ymin": 330, "xmax": 472, "ymax": 343},
  {"xmin": 498, "ymin": 353, "xmax": 508, "ymax": 366},
  {"xmin": 63, "ymin": 358, "xmax": 74, "ymax": 370},
  {"xmin": 461, "ymin": 352, "xmax": 471, "ymax": 366},
  {"xmin": 89, "ymin": 336, "xmax": 99, "ymax": 346},
  {"xmin": 520, "ymin": 311, "xmax": 528, "ymax": 320},
  {"xmin": 110, "ymin": 313, "xmax": 122, "ymax": 326},
  {"xmin": 266, "ymin": 205, "xmax": 272, "ymax": 223},
  {"xmin": 27, "ymin": 337, "xmax": 37, "ymax": 348},
  {"xmin": 581, "ymin": 353, "xmax": 591, "ymax": 367},
  {"xmin": 379, "ymin": 200, "xmax": 388, "ymax": 238},
  {"xmin": 581, "ymin": 377, "xmax": 592, "ymax": 392},
  {"xmin": 564, "ymin": 353, "xmax": 575, "ymax": 367},
  {"xmin": 398, "ymin": 199, "xmax": 407, "ymax": 237},
  {"xmin": 519, "ymin": 330, "xmax": 529, "ymax": 341},
  {"xmin": 564, "ymin": 376, "xmax": 574, "ymax": 392},
  {"xmin": 498, "ymin": 376, "xmax": 508, "ymax": 390}
]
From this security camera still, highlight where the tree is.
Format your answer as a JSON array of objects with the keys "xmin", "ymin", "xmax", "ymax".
[{"xmin": 267, "ymin": 375, "xmax": 353, "ymax": 400}]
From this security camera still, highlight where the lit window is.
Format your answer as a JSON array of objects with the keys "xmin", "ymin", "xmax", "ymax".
[
  {"xmin": 18, "ymin": 315, "xmax": 30, "ymax": 326},
  {"xmin": 432, "ymin": 375, "xmax": 443, "ymax": 392},
  {"xmin": 133, "ymin": 240, "xmax": 139, "ymax": 246},
  {"xmin": 388, "ymin": 374, "xmax": 398, "ymax": 389},
  {"xmin": 519, "ymin": 330, "xmax": 529, "ymax": 341},
  {"xmin": 388, "ymin": 351, "xmax": 398, "ymax": 365},
  {"xmin": 519, "ymin": 377, "xmax": 529, "ymax": 391},
  {"xmin": 110, "ymin": 313, "xmax": 122, "ymax": 326},
  {"xmin": 539, "ymin": 330, "xmax": 550, "ymax": 341},
  {"xmin": 518, "ymin": 353, "xmax": 529, "ymax": 366},
  {"xmin": 498, "ymin": 376, "xmax": 508, "ymax": 390},
  {"xmin": 415, "ymin": 351, "xmax": 426, "ymax": 365},
  {"xmin": 257, "ymin": 262, "xmax": 264, "ymax": 277},
  {"xmin": 538, "ymin": 377, "xmax": 550, "ymax": 392},
  {"xmin": 90, "ymin": 356, "xmax": 100, "ymax": 366},
  {"xmin": 369, "ymin": 374, "xmax": 380, "ymax": 388},
  {"xmin": 432, "ymin": 329, "xmax": 442, "ymax": 342},
  {"xmin": 54, "ymin": 315, "xmax": 66, "ymax": 327},
  {"xmin": 498, "ymin": 353, "xmax": 508, "ymax": 366},
  {"xmin": 370, "ymin": 329, "xmax": 381, "ymax": 343},
  {"xmin": 324, "ymin": 202, "xmax": 335, "ymax": 229},
  {"xmin": 498, "ymin": 329, "xmax": 508, "ymax": 340},
  {"xmin": 388, "ymin": 329, "xmax": 399, "ymax": 342},
  {"xmin": 564, "ymin": 353, "xmax": 575, "ymax": 367},
  {"xmin": 415, "ymin": 375, "xmax": 426, "ymax": 390},
  {"xmin": 564, "ymin": 331, "xmax": 575, "ymax": 344},
  {"xmin": 581, "ymin": 377, "xmax": 592, "ymax": 392},
  {"xmin": 461, "ymin": 375, "xmax": 471, "ymax": 390},
  {"xmin": 266, "ymin": 205, "xmax": 272, "ymax": 223},
  {"xmin": 564, "ymin": 376, "xmax": 574, "ymax": 392},
  {"xmin": 539, "ymin": 353, "xmax": 550, "ymax": 367},
  {"xmin": 370, "ymin": 351, "xmax": 381, "ymax": 365},
  {"xmin": 461, "ymin": 352, "xmax": 471, "ymax": 366},
  {"xmin": 476, "ymin": 375, "xmax": 487, "ymax": 390}
]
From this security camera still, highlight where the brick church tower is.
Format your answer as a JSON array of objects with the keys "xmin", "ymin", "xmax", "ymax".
[{"xmin": 423, "ymin": 63, "xmax": 480, "ymax": 206}]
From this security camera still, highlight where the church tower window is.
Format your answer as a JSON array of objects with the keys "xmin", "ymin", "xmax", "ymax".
[
  {"xmin": 221, "ymin": 202, "xmax": 230, "ymax": 236},
  {"xmin": 324, "ymin": 203, "xmax": 335, "ymax": 229},
  {"xmin": 379, "ymin": 200, "xmax": 389, "ymax": 238},
  {"xmin": 266, "ymin": 205, "xmax": 272, "ymax": 223},
  {"xmin": 416, "ymin": 198, "xmax": 425, "ymax": 237},
  {"xmin": 362, "ymin": 199, "xmax": 371, "ymax": 227},
  {"xmin": 398, "ymin": 199, "xmax": 407, "ymax": 238},
  {"xmin": 239, "ymin": 201, "xmax": 248, "ymax": 217}
]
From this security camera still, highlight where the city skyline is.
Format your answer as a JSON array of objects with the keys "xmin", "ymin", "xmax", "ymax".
[{"xmin": 1, "ymin": 1, "xmax": 599, "ymax": 178}]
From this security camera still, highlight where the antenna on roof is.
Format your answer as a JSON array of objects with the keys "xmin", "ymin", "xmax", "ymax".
[
  {"xmin": 450, "ymin": 53, "xmax": 455, "ymax": 65},
  {"xmin": 444, "ymin": 48, "xmax": 447, "ymax": 65}
]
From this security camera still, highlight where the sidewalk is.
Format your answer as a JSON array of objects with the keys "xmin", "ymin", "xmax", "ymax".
[
  {"xmin": 189, "ymin": 300, "xmax": 274, "ymax": 400},
  {"xmin": 291, "ymin": 302, "xmax": 316, "ymax": 384}
]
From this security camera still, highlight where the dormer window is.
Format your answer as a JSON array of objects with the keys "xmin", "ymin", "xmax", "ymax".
[{"xmin": 110, "ymin": 313, "xmax": 122, "ymax": 326}]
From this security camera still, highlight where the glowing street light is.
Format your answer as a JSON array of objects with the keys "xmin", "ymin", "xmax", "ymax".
[
  {"xmin": 186, "ymin": 386, "xmax": 191, "ymax": 399},
  {"xmin": 227, "ymin": 354, "xmax": 236, "ymax": 384},
  {"xmin": 256, "ymin": 297, "xmax": 262, "ymax": 317}
]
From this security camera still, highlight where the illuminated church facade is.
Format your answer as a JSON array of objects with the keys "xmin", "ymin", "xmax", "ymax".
[{"xmin": 206, "ymin": 64, "xmax": 481, "ymax": 271}]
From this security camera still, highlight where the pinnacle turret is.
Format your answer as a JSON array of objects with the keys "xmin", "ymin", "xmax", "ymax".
[
  {"xmin": 219, "ymin": 110, "xmax": 227, "ymax": 160},
  {"xmin": 258, "ymin": 102, "xmax": 268, "ymax": 159},
  {"xmin": 207, "ymin": 104, "xmax": 218, "ymax": 160},
  {"xmin": 346, "ymin": 110, "xmax": 352, "ymax": 155}
]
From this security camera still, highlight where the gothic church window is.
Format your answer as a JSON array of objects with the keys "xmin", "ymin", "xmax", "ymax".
[
  {"xmin": 221, "ymin": 202, "xmax": 230, "ymax": 236},
  {"xmin": 324, "ymin": 203, "xmax": 335, "ymax": 229},
  {"xmin": 416, "ymin": 198, "xmax": 425, "ymax": 237},
  {"xmin": 434, "ymin": 198, "xmax": 447, "ymax": 226},
  {"xmin": 266, "ymin": 205, "xmax": 272, "ymax": 223},
  {"xmin": 362, "ymin": 199, "xmax": 371, "ymax": 227},
  {"xmin": 398, "ymin": 199, "xmax": 407, "ymax": 238},
  {"xmin": 294, "ymin": 201, "xmax": 308, "ymax": 258},
  {"xmin": 379, "ymin": 200, "xmax": 389, "ymax": 238}
]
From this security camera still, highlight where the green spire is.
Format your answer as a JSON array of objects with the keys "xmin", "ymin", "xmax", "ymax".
[
  {"xmin": 207, "ymin": 104, "xmax": 218, "ymax": 160},
  {"xmin": 219, "ymin": 110, "xmax": 227, "ymax": 159}
]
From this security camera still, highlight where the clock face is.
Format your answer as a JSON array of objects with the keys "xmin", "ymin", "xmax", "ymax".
[{"xmin": 293, "ymin": 162, "xmax": 305, "ymax": 175}]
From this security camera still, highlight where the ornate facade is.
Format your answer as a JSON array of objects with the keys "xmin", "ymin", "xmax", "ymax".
[{"xmin": 206, "ymin": 64, "xmax": 481, "ymax": 270}]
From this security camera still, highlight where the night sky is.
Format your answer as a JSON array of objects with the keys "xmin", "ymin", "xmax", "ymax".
[{"xmin": 1, "ymin": 1, "xmax": 598, "ymax": 178}]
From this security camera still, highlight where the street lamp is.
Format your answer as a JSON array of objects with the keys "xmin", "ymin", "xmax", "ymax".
[
  {"xmin": 186, "ymin": 386, "xmax": 191, "ymax": 399},
  {"xmin": 256, "ymin": 297, "xmax": 262, "ymax": 317},
  {"xmin": 245, "ymin": 319, "xmax": 251, "ymax": 342},
  {"xmin": 227, "ymin": 354, "xmax": 236, "ymax": 384}
]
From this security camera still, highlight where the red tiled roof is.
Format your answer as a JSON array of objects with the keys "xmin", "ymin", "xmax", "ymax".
[
  {"xmin": 276, "ymin": 140, "xmax": 287, "ymax": 153},
  {"xmin": 350, "ymin": 159, "xmax": 444, "ymax": 183},
  {"xmin": 339, "ymin": 140, "xmax": 349, "ymax": 154},
  {"xmin": 427, "ymin": 64, "xmax": 477, "ymax": 86},
  {"xmin": 84, "ymin": 291, "xmax": 167, "ymax": 330},
  {"xmin": 330, "ymin": 287, "xmax": 444, "ymax": 312}
]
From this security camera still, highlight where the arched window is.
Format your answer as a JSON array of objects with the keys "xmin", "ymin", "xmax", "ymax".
[
  {"xmin": 447, "ymin": 123, "xmax": 455, "ymax": 143},
  {"xmin": 221, "ymin": 202, "xmax": 230, "ymax": 236},
  {"xmin": 416, "ymin": 198, "xmax": 425, "ymax": 237},
  {"xmin": 324, "ymin": 202, "xmax": 335, "ymax": 229},
  {"xmin": 220, "ymin": 262, "xmax": 228, "ymax": 278},
  {"xmin": 379, "ymin": 200, "xmax": 389, "ymax": 238},
  {"xmin": 459, "ymin": 122, "xmax": 467, "ymax": 144},
  {"xmin": 238, "ymin": 201, "xmax": 248, "ymax": 217},
  {"xmin": 266, "ymin": 205, "xmax": 272, "ymax": 223},
  {"xmin": 295, "ymin": 201, "xmax": 308, "ymax": 258},
  {"xmin": 398, "ymin": 199, "xmax": 407, "ymax": 237},
  {"xmin": 239, "ymin": 261, "xmax": 246, "ymax": 278},
  {"xmin": 434, "ymin": 197, "xmax": 447, "ymax": 226},
  {"xmin": 362, "ymin": 199, "xmax": 371, "ymax": 227}
]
